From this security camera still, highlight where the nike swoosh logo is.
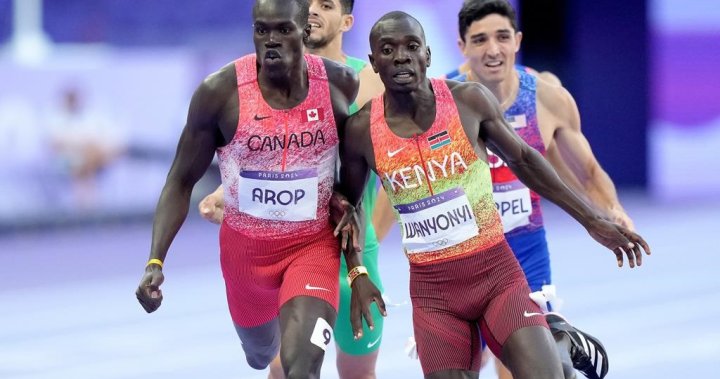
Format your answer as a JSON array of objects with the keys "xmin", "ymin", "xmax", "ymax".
[
  {"xmin": 254, "ymin": 115, "xmax": 271, "ymax": 121},
  {"xmin": 367, "ymin": 336, "xmax": 382, "ymax": 348},
  {"xmin": 305, "ymin": 283, "xmax": 331, "ymax": 292},
  {"xmin": 523, "ymin": 311, "xmax": 544, "ymax": 318},
  {"xmin": 387, "ymin": 147, "xmax": 405, "ymax": 157}
]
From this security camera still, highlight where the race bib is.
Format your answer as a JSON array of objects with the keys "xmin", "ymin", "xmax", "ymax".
[
  {"xmin": 238, "ymin": 169, "xmax": 318, "ymax": 222},
  {"xmin": 395, "ymin": 188, "xmax": 479, "ymax": 254},
  {"xmin": 309, "ymin": 317, "xmax": 333, "ymax": 351},
  {"xmin": 493, "ymin": 180, "xmax": 531, "ymax": 233}
]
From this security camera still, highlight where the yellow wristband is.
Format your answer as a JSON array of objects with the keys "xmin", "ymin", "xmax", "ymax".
[
  {"xmin": 346, "ymin": 265, "xmax": 368, "ymax": 287},
  {"xmin": 146, "ymin": 258, "xmax": 164, "ymax": 269}
]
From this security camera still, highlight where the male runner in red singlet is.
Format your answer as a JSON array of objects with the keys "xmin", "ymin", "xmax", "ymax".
[
  {"xmin": 134, "ymin": 1, "xmax": 383, "ymax": 378},
  {"xmin": 338, "ymin": 11, "xmax": 650, "ymax": 379},
  {"xmin": 196, "ymin": 2, "xmax": 393, "ymax": 378}
]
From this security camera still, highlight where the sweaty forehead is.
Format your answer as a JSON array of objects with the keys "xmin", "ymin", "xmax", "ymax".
[{"xmin": 372, "ymin": 18, "xmax": 424, "ymax": 44}]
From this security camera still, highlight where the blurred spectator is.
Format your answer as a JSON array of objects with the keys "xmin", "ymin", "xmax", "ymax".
[{"xmin": 46, "ymin": 86, "xmax": 127, "ymax": 209}]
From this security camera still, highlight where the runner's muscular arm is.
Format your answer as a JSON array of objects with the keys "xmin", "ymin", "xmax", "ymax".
[
  {"xmin": 355, "ymin": 64, "xmax": 393, "ymax": 241},
  {"xmin": 467, "ymin": 82, "xmax": 597, "ymax": 227},
  {"xmin": 337, "ymin": 110, "xmax": 372, "ymax": 267},
  {"xmin": 544, "ymin": 86, "xmax": 634, "ymax": 229},
  {"xmin": 463, "ymin": 82, "xmax": 649, "ymax": 266},
  {"xmin": 323, "ymin": 57, "xmax": 366, "ymax": 253},
  {"xmin": 149, "ymin": 71, "xmax": 229, "ymax": 263},
  {"xmin": 338, "ymin": 108, "xmax": 386, "ymax": 335}
]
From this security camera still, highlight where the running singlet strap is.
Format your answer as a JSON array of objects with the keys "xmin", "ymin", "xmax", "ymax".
[
  {"xmin": 369, "ymin": 79, "xmax": 505, "ymax": 265},
  {"xmin": 217, "ymin": 54, "xmax": 339, "ymax": 240}
]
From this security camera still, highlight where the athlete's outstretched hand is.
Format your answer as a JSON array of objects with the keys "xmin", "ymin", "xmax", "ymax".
[
  {"xmin": 198, "ymin": 189, "xmax": 225, "ymax": 224},
  {"xmin": 135, "ymin": 266, "xmax": 164, "ymax": 313},
  {"xmin": 585, "ymin": 218, "xmax": 651, "ymax": 268},
  {"xmin": 350, "ymin": 274, "xmax": 387, "ymax": 340},
  {"xmin": 330, "ymin": 191, "xmax": 361, "ymax": 254}
]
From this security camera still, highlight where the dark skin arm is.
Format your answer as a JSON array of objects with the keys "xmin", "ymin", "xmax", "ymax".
[
  {"xmin": 136, "ymin": 66, "xmax": 235, "ymax": 313},
  {"xmin": 321, "ymin": 57, "xmax": 367, "ymax": 257},
  {"xmin": 338, "ymin": 108, "xmax": 373, "ymax": 213},
  {"xmin": 452, "ymin": 80, "xmax": 650, "ymax": 268},
  {"xmin": 322, "ymin": 57, "xmax": 365, "ymax": 254},
  {"xmin": 338, "ymin": 105, "xmax": 386, "ymax": 339},
  {"xmin": 328, "ymin": 59, "xmax": 387, "ymax": 339}
]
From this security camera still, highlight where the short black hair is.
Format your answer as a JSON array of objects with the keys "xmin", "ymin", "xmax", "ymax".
[
  {"xmin": 369, "ymin": 11, "xmax": 426, "ymax": 45},
  {"xmin": 253, "ymin": 0, "xmax": 310, "ymax": 27},
  {"xmin": 458, "ymin": 0, "xmax": 519, "ymax": 42},
  {"xmin": 339, "ymin": 0, "xmax": 354, "ymax": 14}
]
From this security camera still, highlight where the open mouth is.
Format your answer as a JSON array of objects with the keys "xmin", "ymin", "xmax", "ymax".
[
  {"xmin": 485, "ymin": 61, "xmax": 503, "ymax": 69},
  {"xmin": 308, "ymin": 17, "xmax": 322, "ymax": 30},
  {"xmin": 264, "ymin": 50, "xmax": 281, "ymax": 62},
  {"xmin": 393, "ymin": 70, "xmax": 415, "ymax": 83}
]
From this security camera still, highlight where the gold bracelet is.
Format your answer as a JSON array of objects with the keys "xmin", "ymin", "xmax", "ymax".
[
  {"xmin": 346, "ymin": 265, "xmax": 368, "ymax": 286},
  {"xmin": 146, "ymin": 258, "xmax": 164, "ymax": 269}
]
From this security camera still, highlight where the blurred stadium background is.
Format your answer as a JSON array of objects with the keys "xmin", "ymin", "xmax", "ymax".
[{"xmin": 1, "ymin": 0, "xmax": 718, "ymax": 378}]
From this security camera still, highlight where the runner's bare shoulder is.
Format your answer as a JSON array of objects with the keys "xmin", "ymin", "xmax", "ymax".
[
  {"xmin": 189, "ymin": 62, "xmax": 238, "ymax": 116},
  {"xmin": 445, "ymin": 79, "xmax": 498, "ymax": 117},
  {"xmin": 321, "ymin": 57, "xmax": 359, "ymax": 103}
]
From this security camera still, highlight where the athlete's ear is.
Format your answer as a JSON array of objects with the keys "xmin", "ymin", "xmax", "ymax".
[
  {"xmin": 425, "ymin": 46, "xmax": 432, "ymax": 68},
  {"xmin": 514, "ymin": 31, "xmax": 523, "ymax": 53},
  {"xmin": 341, "ymin": 13, "xmax": 354, "ymax": 33},
  {"xmin": 457, "ymin": 37, "xmax": 466, "ymax": 55},
  {"xmin": 368, "ymin": 52, "xmax": 378, "ymax": 73}
]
